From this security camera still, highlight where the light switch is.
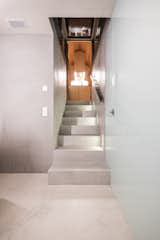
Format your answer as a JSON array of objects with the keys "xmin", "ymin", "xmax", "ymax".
[{"xmin": 42, "ymin": 107, "xmax": 48, "ymax": 117}]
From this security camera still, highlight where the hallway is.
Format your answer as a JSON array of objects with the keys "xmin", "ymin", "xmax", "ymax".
[
  {"xmin": 1, "ymin": 0, "xmax": 160, "ymax": 239},
  {"xmin": 0, "ymin": 174, "xmax": 132, "ymax": 240}
]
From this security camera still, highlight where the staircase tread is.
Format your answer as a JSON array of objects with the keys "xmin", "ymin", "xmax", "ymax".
[
  {"xmin": 59, "ymin": 135, "xmax": 100, "ymax": 137},
  {"xmin": 62, "ymin": 117, "xmax": 97, "ymax": 126},
  {"xmin": 60, "ymin": 125, "xmax": 99, "ymax": 128},
  {"xmin": 66, "ymin": 104, "xmax": 93, "ymax": 107},
  {"xmin": 64, "ymin": 110, "xmax": 96, "ymax": 117},
  {"xmin": 60, "ymin": 135, "xmax": 100, "ymax": 137},
  {"xmin": 51, "ymin": 160, "xmax": 107, "ymax": 170},
  {"xmin": 58, "ymin": 135, "xmax": 100, "ymax": 140},
  {"xmin": 67, "ymin": 101, "xmax": 91, "ymax": 105},
  {"xmin": 55, "ymin": 146, "xmax": 103, "ymax": 151},
  {"xmin": 64, "ymin": 110, "xmax": 95, "ymax": 112},
  {"xmin": 59, "ymin": 134, "xmax": 100, "ymax": 136},
  {"xmin": 63, "ymin": 116, "xmax": 96, "ymax": 119},
  {"xmin": 49, "ymin": 168, "xmax": 109, "ymax": 172}
]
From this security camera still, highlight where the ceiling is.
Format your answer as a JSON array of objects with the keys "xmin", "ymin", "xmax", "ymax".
[
  {"xmin": 0, "ymin": 0, "xmax": 114, "ymax": 34},
  {"xmin": 51, "ymin": 18, "xmax": 108, "ymax": 61},
  {"xmin": 53, "ymin": 18, "xmax": 106, "ymax": 41},
  {"xmin": 67, "ymin": 18, "xmax": 93, "ymax": 38}
]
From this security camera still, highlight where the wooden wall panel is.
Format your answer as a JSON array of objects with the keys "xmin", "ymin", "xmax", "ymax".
[
  {"xmin": 67, "ymin": 41, "xmax": 92, "ymax": 101},
  {"xmin": 68, "ymin": 86, "xmax": 91, "ymax": 101}
]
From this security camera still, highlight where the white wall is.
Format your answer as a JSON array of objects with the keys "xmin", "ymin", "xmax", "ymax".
[
  {"xmin": 0, "ymin": 34, "xmax": 54, "ymax": 172},
  {"xmin": 53, "ymin": 32, "xmax": 66, "ymax": 148},
  {"xmin": 92, "ymin": 23, "xmax": 108, "ymax": 148},
  {"xmin": 106, "ymin": 0, "xmax": 160, "ymax": 239}
]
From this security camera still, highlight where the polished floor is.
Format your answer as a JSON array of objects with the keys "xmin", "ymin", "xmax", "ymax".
[{"xmin": 0, "ymin": 174, "xmax": 133, "ymax": 240}]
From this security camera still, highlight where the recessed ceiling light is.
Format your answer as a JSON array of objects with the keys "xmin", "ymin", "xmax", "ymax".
[{"xmin": 7, "ymin": 18, "xmax": 25, "ymax": 28}]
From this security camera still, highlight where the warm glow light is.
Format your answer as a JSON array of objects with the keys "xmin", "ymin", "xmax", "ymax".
[
  {"xmin": 71, "ymin": 80, "xmax": 81, "ymax": 86},
  {"xmin": 71, "ymin": 72, "xmax": 89, "ymax": 86}
]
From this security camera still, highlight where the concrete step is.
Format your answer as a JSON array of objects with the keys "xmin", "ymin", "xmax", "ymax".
[
  {"xmin": 59, "ymin": 125, "xmax": 100, "ymax": 135},
  {"xmin": 48, "ymin": 168, "xmax": 110, "ymax": 185},
  {"xmin": 48, "ymin": 149, "xmax": 110, "ymax": 185},
  {"xmin": 53, "ymin": 147, "xmax": 105, "ymax": 166},
  {"xmin": 62, "ymin": 117, "xmax": 97, "ymax": 126},
  {"xmin": 67, "ymin": 101, "xmax": 91, "ymax": 105},
  {"xmin": 55, "ymin": 146, "xmax": 103, "ymax": 150},
  {"xmin": 58, "ymin": 135, "xmax": 100, "ymax": 147},
  {"xmin": 65, "ymin": 105, "xmax": 94, "ymax": 111},
  {"xmin": 64, "ymin": 110, "xmax": 96, "ymax": 117}
]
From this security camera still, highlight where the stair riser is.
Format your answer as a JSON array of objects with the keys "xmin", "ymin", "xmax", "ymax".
[
  {"xmin": 59, "ymin": 126, "xmax": 100, "ymax": 135},
  {"xmin": 58, "ymin": 136, "xmax": 100, "ymax": 147},
  {"xmin": 54, "ymin": 150, "xmax": 104, "ymax": 166},
  {"xmin": 62, "ymin": 118, "xmax": 97, "ymax": 126},
  {"xmin": 67, "ymin": 101, "xmax": 90, "ymax": 105},
  {"xmin": 66, "ymin": 105, "xmax": 93, "ymax": 111},
  {"xmin": 54, "ymin": 161, "xmax": 105, "ymax": 168},
  {"xmin": 48, "ymin": 170, "xmax": 110, "ymax": 185},
  {"xmin": 64, "ymin": 111, "xmax": 96, "ymax": 117}
]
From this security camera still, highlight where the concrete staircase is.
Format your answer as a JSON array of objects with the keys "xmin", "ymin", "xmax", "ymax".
[{"xmin": 48, "ymin": 101, "xmax": 110, "ymax": 185}]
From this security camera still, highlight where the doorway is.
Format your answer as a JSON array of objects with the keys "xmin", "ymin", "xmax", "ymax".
[
  {"xmin": 67, "ymin": 41, "xmax": 92, "ymax": 101},
  {"xmin": 50, "ymin": 17, "xmax": 107, "ymax": 103}
]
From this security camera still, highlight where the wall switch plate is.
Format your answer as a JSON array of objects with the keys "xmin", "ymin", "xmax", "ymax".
[{"xmin": 42, "ymin": 107, "xmax": 48, "ymax": 117}]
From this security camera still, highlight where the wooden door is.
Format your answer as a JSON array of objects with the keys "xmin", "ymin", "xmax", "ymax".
[{"xmin": 67, "ymin": 41, "xmax": 92, "ymax": 101}]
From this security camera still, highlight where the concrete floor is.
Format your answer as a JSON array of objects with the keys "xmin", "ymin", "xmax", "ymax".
[{"xmin": 0, "ymin": 174, "xmax": 133, "ymax": 240}]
